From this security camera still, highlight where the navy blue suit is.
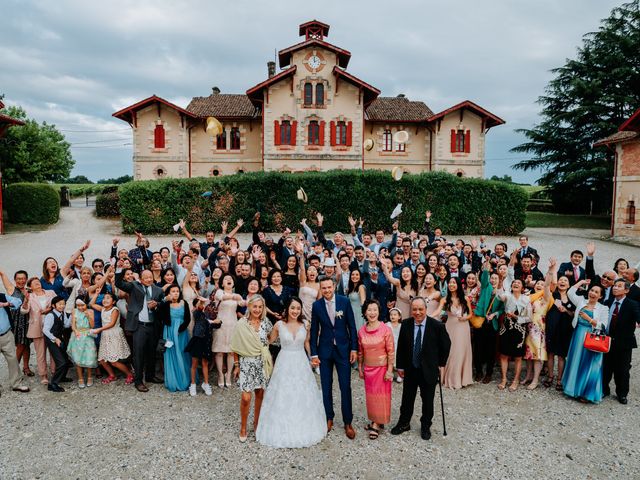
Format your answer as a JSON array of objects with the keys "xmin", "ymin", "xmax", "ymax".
[{"xmin": 310, "ymin": 294, "xmax": 358, "ymax": 425}]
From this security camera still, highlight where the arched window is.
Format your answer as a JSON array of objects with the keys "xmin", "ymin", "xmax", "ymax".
[
  {"xmin": 304, "ymin": 83, "xmax": 313, "ymax": 106},
  {"xmin": 154, "ymin": 124, "xmax": 165, "ymax": 149},
  {"xmin": 216, "ymin": 127, "xmax": 226, "ymax": 150},
  {"xmin": 383, "ymin": 129, "xmax": 392, "ymax": 151},
  {"xmin": 230, "ymin": 127, "xmax": 240, "ymax": 150},
  {"xmin": 315, "ymin": 83, "xmax": 324, "ymax": 106},
  {"xmin": 308, "ymin": 121, "xmax": 320, "ymax": 145},
  {"xmin": 281, "ymin": 120, "xmax": 291, "ymax": 145}
]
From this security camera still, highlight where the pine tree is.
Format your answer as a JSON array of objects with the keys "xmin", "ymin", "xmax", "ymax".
[{"xmin": 511, "ymin": 1, "xmax": 640, "ymax": 213}]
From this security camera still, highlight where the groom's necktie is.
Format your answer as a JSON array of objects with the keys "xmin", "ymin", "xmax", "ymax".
[
  {"xmin": 412, "ymin": 323, "xmax": 423, "ymax": 368},
  {"xmin": 326, "ymin": 299, "xmax": 335, "ymax": 326}
]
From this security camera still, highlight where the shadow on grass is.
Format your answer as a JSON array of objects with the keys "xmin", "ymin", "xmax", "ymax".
[{"xmin": 525, "ymin": 212, "xmax": 610, "ymax": 229}]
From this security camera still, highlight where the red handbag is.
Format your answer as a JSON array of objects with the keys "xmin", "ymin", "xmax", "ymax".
[{"xmin": 583, "ymin": 330, "xmax": 611, "ymax": 353}]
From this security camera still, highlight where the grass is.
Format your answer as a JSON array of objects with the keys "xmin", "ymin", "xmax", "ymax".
[{"xmin": 525, "ymin": 212, "xmax": 610, "ymax": 229}]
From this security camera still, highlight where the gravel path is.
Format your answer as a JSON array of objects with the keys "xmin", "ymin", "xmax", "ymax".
[{"xmin": 1, "ymin": 204, "xmax": 639, "ymax": 479}]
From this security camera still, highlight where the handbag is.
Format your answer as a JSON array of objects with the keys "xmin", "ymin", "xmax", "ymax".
[
  {"xmin": 204, "ymin": 297, "xmax": 219, "ymax": 322},
  {"xmin": 470, "ymin": 295, "xmax": 496, "ymax": 329},
  {"xmin": 583, "ymin": 329, "xmax": 611, "ymax": 353},
  {"xmin": 156, "ymin": 338, "xmax": 167, "ymax": 353}
]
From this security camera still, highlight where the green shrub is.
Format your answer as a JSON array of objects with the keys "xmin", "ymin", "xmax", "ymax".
[
  {"xmin": 96, "ymin": 190, "xmax": 120, "ymax": 217},
  {"xmin": 119, "ymin": 170, "xmax": 528, "ymax": 235},
  {"xmin": 5, "ymin": 183, "xmax": 60, "ymax": 224}
]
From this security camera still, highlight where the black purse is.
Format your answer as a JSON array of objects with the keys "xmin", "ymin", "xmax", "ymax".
[{"xmin": 156, "ymin": 338, "xmax": 167, "ymax": 353}]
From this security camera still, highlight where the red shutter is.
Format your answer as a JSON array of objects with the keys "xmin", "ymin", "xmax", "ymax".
[
  {"xmin": 346, "ymin": 121, "xmax": 352, "ymax": 146},
  {"xmin": 450, "ymin": 129, "xmax": 456, "ymax": 153},
  {"xmin": 291, "ymin": 121, "xmax": 297, "ymax": 146},
  {"xmin": 319, "ymin": 121, "xmax": 325, "ymax": 145},
  {"xmin": 330, "ymin": 121, "xmax": 336, "ymax": 146},
  {"xmin": 274, "ymin": 120, "xmax": 281, "ymax": 146},
  {"xmin": 464, "ymin": 130, "xmax": 471, "ymax": 153},
  {"xmin": 154, "ymin": 124, "xmax": 165, "ymax": 148}
]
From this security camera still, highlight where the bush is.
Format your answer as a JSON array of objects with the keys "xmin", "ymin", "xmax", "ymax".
[
  {"xmin": 5, "ymin": 183, "xmax": 60, "ymax": 224},
  {"xmin": 96, "ymin": 190, "xmax": 120, "ymax": 217},
  {"xmin": 119, "ymin": 171, "xmax": 528, "ymax": 235}
]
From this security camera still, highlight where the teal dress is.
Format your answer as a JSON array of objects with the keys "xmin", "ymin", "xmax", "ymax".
[
  {"xmin": 562, "ymin": 308, "xmax": 603, "ymax": 403},
  {"xmin": 163, "ymin": 304, "xmax": 191, "ymax": 392},
  {"xmin": 67, "ymin": 309, "xmax": 98, "ymax": 368}
]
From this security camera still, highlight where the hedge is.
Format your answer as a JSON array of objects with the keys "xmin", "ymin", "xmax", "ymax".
[
  {"xmin": 96, "ymin": 190, "xmax": 120, "ymax": 217},
  {"xmin": 5, "ymin": 183, "xmax": 60, "ymax": 224},
  {"xmin": 119, "ymin": 170, "xmax": 528, "ymax": 235}
]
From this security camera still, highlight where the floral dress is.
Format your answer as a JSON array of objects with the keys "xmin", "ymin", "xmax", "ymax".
[
  {"xmin": 67, "ymin": 309, "xmax": 98, "ymax": 368},
  {"xmin": 238, "ymin": 319, "xmax": 273, "ymax": 392}
]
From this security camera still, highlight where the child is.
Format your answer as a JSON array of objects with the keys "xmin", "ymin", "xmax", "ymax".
[
  {"xmin": 185, "ymin": 297, "xmax": 221, "ymax": 396},
  {"xmin": 42, "ymin": 296, "xmax": 72, "ymax": 392},
  {"xmin": 90, "ymin": 286, "xmax": 133, "ymax": 385},
  {"xmin": 67, "ymin": 299, "xmax": 98, "ymax": 388},
  {"xmin": 388, "ymin": 307, "xmax": 403, "ymax": 383}
]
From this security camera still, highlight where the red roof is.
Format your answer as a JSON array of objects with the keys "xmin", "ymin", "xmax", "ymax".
[
  {"xmin": 594, "ymin": 130, "xmax": 639, "ymax": 147},
  {"xmin": 112, "ymin": 95, "xmax": 197, "ymax": 123},
  {"xmin": 333, "ymin": 67, "xmax": 380, "ymax": 105},
  {"xmin": 619, "ymin": 107, "xmax": 640, "ymax": 132},
  {"xmin": 187, "ymin": 94, "xmax": 260, "ymax": 118},
  {"xmin": 365, "ymin": 96, "xmax": 434, "ymax": 122},
  {"xmin": 0, "ymin": 112, "xmax": 25, "ymax": 127},
  {"xmin": 298, "ymin": 20, "xmax": 330, "ymax": 37},
  {"xmin": 246, "ymin": 66, "xmax": 297, "ymax": 102},
  {"xmin": 279, "ymin": 39, "xmax": 351, "ymax": 69},
  {"xmin": 427, "ymin": 100, "xmax": 505, "ymax": 129}
]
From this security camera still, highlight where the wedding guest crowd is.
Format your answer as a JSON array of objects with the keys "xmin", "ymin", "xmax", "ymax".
[{"xmin": 1, "ymin": 209, "xmax": 639, "ymax": 446}]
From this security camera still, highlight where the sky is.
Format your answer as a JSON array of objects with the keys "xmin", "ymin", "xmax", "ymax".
[{"xmin": 0, "ymin": 0, "xmax": 624, "ymax": 184}]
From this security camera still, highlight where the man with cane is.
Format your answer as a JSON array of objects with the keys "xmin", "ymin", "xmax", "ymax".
[{"xmin": 391, "ymin": 297, "xmax": 451, "ymax": 440}]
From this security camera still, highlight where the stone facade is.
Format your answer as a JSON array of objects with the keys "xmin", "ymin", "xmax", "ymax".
[{"xmin": 113, "ymin": 20, "xmax": 504, "ymax": 181}]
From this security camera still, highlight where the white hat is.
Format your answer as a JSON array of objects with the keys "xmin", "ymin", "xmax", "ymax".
[
  {"xmin": 323, "ymin": 258, "xmax": 336, "ymax": 267},
  {"xmin": 393, "ymin": 130, "xmax": 409, "ymax": 144},
  {"xmin": 390, "ymin": 203, "xmax": 403, "ymax": 219},
  {"xmin": 391, "ymin": 166, "xmax": 404, "ymax": 181},
  {"xmin": 296, "ymin": 187, "xmax": 308, "ymax": 203},
  {"xmin": 364, "ymin": 138, "xmax": 375, "ymax": 151}
]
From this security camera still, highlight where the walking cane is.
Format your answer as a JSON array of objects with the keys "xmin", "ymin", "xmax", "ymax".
[{"xmin": 438, "ymin": 373, "xmax": 447, "ymax": 436}]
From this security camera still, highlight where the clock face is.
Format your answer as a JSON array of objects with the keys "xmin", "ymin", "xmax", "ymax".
[{"xmin": 308, "ymin": 55, "xmax": 321, "ymax": 69}]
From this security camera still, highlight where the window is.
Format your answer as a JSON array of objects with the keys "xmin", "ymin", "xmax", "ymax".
[
  {"xmin": 216, "ymin": 127, "xmax": 226, "ymax": 150},
  {"xmin": 154, "ymin": 124, "xmax": 165, "ymax": 149},
  {"xmin": 456, "ymin": 130, "xmax": 465, "ymax": 152},
  {"xmin": 336, "ymin": 121, "xmax": 347, "ymax": 145},
  {"xmin": 626, "ymin": 201, "xmax": 636, "ymax": 224},
  {"xmin": 451, "ymin": 129, "xmax": 471, "ymax": 153},
  {"xmin": 304, "ymin": 83, "xmax": 313, "ymax": 106},
  {"xmin": 230, "ymin": 127, "xmax": 240, "ymax": 150},
  {"xmin": 315, "ymin": 83, "xmax": 324, "ymax": 106},
  {"xmin": 396, "ymin": 142, "xmax": 406, "ymax": 152},
  {"xmin": 308, "ymin": 121, "xmax": 320, "ymax": 145},
  {"xmin": 281, "ymin": 120, "xmax": 291, "ymax": 145},
  {"xmin": 383, "ymin": 130, "xmax": 392, "ymax": 151}
]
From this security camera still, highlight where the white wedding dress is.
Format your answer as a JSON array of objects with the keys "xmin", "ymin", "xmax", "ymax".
[{"xmin": 256, "ymin": 321, "xmax": 327, "ymax": 448}]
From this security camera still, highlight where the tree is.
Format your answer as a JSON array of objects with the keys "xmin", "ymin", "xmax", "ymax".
[
  {"xmin": 490, "ymin": 174, "xmax": 513, "ymax": 183},
  {"xmin": 0, "ymin": 105, "xmax": 74, "ymax": 184},
  {"xmin": 511, "ymin": 1, "xmax": 640, "ymax": 214},
  {"xmin": 62, "ymin": 175, "xmax": 93, "ymax": 184},
  {"xmin": 97, "ymin": 175, "xmax": 133, "ymax": 184}
]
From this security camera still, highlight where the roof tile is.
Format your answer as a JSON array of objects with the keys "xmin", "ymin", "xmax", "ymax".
[
  {"xmin": 186, "ymin": 94, "xmax": 260, "ymax": 118},
  {"xmin": 365, "ymin": 97, "xmax": 434, "ymax": 122}
]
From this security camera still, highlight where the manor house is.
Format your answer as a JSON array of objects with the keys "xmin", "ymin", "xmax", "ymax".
[{"xmin": 113, "ymin": 20, "xmax": 505, "ymax": 180}]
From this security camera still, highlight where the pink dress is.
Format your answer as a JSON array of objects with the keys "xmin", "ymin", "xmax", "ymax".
[
  {"xmin": 443, "ymin": 305, "xmax": 473, "ymax": 389},
  {"xmin": 358, "ymin": 323, "xmax": 394, "ymax": 425}
]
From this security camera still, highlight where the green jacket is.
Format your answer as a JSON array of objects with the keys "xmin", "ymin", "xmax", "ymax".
[{"xmin": 474, "ymin": 269, "xmax": 505, "ymax": 331}]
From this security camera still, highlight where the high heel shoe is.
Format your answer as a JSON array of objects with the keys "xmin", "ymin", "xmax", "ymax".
[
  {"xmin": 543, "ymin": 376, "xmax": 555, "ymax": 388},
  {"xmin": 508, "ymin": 382, "xmax": 520, "ymax": 392}
]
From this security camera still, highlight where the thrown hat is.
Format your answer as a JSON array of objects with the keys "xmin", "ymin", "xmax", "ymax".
[
  {"xmin": 296, "ymin": 187, "xmax": 308, "ymax": 203},
  {"xmin": 323, "ymin": 258, "xmax": 336, "ymax": 267},
  {"xmin": 75, "ymin": 298, "xmax": 86, "ymax": 305},
  {"xmin": 391, "ymin": 167, "xmax": 404, "ymax": 181},
  {"xmin": 390, "ymin": 203, "xmax": 403, "ymax": 219}
]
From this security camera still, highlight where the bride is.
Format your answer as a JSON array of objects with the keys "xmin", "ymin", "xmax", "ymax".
[{"xmin": 256, "ymin": 297, "xmax": 326, "ymax": 448}]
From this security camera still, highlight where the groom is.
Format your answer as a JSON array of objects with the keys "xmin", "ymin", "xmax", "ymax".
[{"xmin": 310, "ymin": 277, "xmax": 358, "ymax": 439}]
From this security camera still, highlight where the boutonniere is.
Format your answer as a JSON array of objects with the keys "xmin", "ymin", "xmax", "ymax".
[{"xmin": 335, "ymin": 310, "xmax": 344, "ymax": 319}]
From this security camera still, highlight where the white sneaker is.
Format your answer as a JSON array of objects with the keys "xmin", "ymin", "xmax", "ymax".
[
  {"xmin": 202, "ymin": 383, "xmax": 212, "ymax": 396},
  {"xmin": 189, "ymin": 384, "xmax": 197, "ymax": 396}
]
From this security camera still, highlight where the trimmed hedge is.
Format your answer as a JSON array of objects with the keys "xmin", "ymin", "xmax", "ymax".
[
  {"xmin": 96, "ymin": 190, "xmax": 120, "ymax": 217},
  {"xmin": 5, "ymin": 183, "xmax": 60, "ymax": 224},
  {"xmin": 119, "ymin": 170, "xmax": 528, "ymax": 235}
]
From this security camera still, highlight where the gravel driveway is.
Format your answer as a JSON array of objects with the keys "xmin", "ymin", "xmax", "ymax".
[{"xmin": 1, "ymin": 204, "xmax": 639, "ymax": 479}]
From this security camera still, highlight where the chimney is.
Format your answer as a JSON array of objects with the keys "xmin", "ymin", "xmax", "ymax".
[
  {"xmin": 212, "ymin": 86, "xmax": 220, "ymax": 95},
  {"xmin": 397, "ymin": 93, "xmax": 406, "ymax": 98},
  {"xmin": 267, "ymin": 61, "xmax": 276, "ymax": 78}
]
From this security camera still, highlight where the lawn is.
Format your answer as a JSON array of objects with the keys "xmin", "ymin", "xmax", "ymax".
[{"xmin": 525, "ymin": 212, "xmax": 610, "ymax": 229}]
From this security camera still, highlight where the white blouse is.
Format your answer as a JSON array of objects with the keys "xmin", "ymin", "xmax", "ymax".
[{"xmin": 496, "ymin": 290, "xmax": 532, "ymax": 324}]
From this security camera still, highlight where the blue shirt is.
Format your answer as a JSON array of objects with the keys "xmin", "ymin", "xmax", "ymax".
[{"xmin": 0, "ymin": 295, "xmax": 22, "ymax": 335}]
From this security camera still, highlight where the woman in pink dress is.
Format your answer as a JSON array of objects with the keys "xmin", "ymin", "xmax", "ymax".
[
  {"xmin": 437, "ymin": 277, "xmax": 473, "ymax": 389},
  {"xmin": 357, "ymin": 299, "xmax": 394, "ymax": 440}
]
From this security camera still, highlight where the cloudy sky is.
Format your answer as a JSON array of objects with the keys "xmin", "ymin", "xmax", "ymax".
[{"xmin": 1, "ymin": 0, "xmax": 622, "ymax": 183}]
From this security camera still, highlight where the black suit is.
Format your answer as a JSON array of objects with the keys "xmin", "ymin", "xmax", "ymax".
[
  {"xmin": 115, "ymin": 272, "xmax": 165, "ymax": 386},
  {"xmin": 603, "ymin": 297, "xmax": 640, "ymax": 398},
  {"xmin": 628, "ymin": 284, "xmax": 640, "ymax": 302},
  {"xmin": 558, "ymin": 262, "xmax": 586, "ymax": 286},
  {"xmin": 396, "ymin": 316, "xmax": 451, "ymax": 429}
]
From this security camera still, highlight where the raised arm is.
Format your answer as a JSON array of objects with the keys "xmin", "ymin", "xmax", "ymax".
[
  {"xmin": 179, "ymin": 219, "xmax": 195, "ymax": 242},
  {"xmin": 544, "ymin": 258, "xmax": 557, "ymax": 303},
  {"xmin": 381, "ymin": 259, "xmax": 400, "ymax": 287},
  {"xmin": 227, "ymin": 218, "xmax": 244, "ymax": 238},
  {"xmin": 61, "ymin": 240, "xmax": 91, "ymax": 277},
  {"xmin": 0, "ymin": 268, "xmax": 15, "ymax": 296}
]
